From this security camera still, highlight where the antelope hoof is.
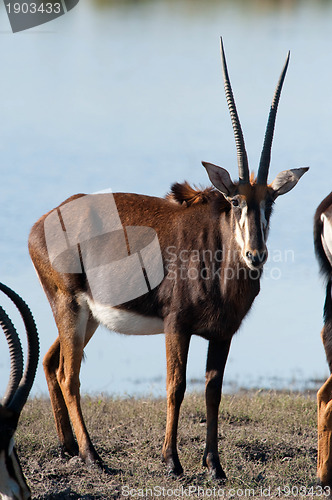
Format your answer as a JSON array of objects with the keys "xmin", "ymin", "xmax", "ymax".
[
  {"xmin": 59, "ymin": 441, "xmax": 79, "ymax": 459},
  {"xmin": 166, "ymin": 458, "xmax": 184, "ymax": 476},
  {"xmin": 162, "ymin": 453, "xmax": 183, "ymax": 476},
  {"xmin": 318, "ymin": 429, "xmax": 332, "ymax": 487},
  {"xmin": 203, "ymin": 452, "xmax": 227, "ymax": 481},
  {"xmin": 79, "ymin": 446, "xmax": 103, "ymax": 468}
]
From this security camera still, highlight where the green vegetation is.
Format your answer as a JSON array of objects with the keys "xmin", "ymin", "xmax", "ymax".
[{"xmin": 17, "ymin": 391, "xmax": 322, "ymax": 499}]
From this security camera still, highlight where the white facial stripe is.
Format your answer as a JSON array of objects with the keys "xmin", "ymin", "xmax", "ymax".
[
  {"xmin": 244, "ymin": 210, "xmax": 250, "ymax": 248},
  {"xmin": 260, "ymin": 202, "xmax": 267, "ymax": 244},
  {"xmin": 239, "ymin": 205, "xmax": 247, "ymax": 228},
  {"xmin": 233, "ymin": 200, "xmax": 269, "ymax": 266},
  {"xmin": 234, "ymin": 205, "xmax": 247, "ymax": 250},
  {"xmin": 0, "ymin": 447, "xmax": 30, "ymax": 500},
  {"xmin": 241, "ymin": 206, "xmax": 252, "ymax": 253},
  {"xmin": 0, "ymin": 450, "xmax": 11, "ymax": 499},
  {"xmin": 260, "ymin": 202, "xmax": 267, "ymax": 229},
  {"xmin": 234, "ymin": 218, "xmax": 245, "ymax": 249},
  {"xmin": 11, "ymin": 449, "xmax": 31, "ymax": 500},
  {"xmin": 234, "ymin": 200, "xmax": 268, "ymax": 262},
  {"xmin": 321, "ymin": 212, "xmax": 332, "ymax": 266}
]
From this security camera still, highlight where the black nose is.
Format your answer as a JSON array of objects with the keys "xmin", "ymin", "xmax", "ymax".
[{"xmin": 246, "ymin": 250, "xmax": 267, "ymax": 267}]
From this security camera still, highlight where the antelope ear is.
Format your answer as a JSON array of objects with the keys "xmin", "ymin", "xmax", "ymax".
[
  {"xmin": 270, "ymin": 167, "xmax": 309, "ymax": 198},
  {"xmin": 202, "ymin": 162, "xmax": 235, "ymax": 197}
]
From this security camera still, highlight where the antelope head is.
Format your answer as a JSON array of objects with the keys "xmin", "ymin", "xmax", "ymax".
[
  {"xmin": 0, "ymin": 284, "xmax": 39, "ymax": 500},
  {"xmin": 203, "ymin": 38, "xmax": 308, "ymax": 271}
]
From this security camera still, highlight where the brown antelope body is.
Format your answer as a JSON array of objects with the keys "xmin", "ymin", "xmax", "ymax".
[
  {"xmin": 28, "ymin": 40, "xmax": 308, "ymax": 479},
  {"xmin": 0, "ymin": 283, "xmax": 39, "ymax": 500},
  {"xmin": 315, "ymin": 192, "xmax": 332, "ymax": 486}
]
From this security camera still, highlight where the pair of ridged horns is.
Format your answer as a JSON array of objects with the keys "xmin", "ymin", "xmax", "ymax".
[
  {"xmin": 220, "ymin": 37, "xmax": 290, "ymax": 184},
  {"xmin": 0, "ymin": 283, "xmax": 39, "ymax": 415}
]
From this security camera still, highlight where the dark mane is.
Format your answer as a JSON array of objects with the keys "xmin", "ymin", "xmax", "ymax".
[
  {"xmin": 314, "ymin": 191, "xmax": 332, "ymax": 280},
  {"xmin": 166, "ymin": 182, "xmax": 229, "ymax": 211}
]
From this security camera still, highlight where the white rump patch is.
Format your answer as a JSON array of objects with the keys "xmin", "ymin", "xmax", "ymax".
[{"xmin": 84, "ymin": 295, "xmax": 164, "ymax": 335}]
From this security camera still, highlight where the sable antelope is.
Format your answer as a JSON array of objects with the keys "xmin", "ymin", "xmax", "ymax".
[
  {"xmin": 28, "ymin": 39, "xmax": 308, "ymax": 479},
  {"xmin": 315, "ymin": 192, "xmax": 332, "ymax": 487},
  {"xmin": 0, "ymin": 283, "xmax": 39, "ymax": 500}
]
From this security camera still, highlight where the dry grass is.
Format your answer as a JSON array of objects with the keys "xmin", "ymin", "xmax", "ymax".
[{"xmin": 15, "ymin": 391, "xmax": 322, "ymax": 499}]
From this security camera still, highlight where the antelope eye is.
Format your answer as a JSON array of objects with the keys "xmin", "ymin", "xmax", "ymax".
[{"xmin": 231, "ymin": 199, "xmax": 239, "ymax": 207}]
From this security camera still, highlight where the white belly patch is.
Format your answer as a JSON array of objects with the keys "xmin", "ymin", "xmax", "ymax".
[{"xmin": 84, "ymin": 295, "xmax": 164, "ymax": 335}]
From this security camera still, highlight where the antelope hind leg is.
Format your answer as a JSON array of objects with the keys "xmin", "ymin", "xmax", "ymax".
[
  {"xmin": 53, "ymin": 296, "xmax": 101, "ymax": 465},
  {"xmin": 318, "ymin": 374, "xmax": 332, "ymax": 486},
  {"xmin": 43, "ymin": 338, "xmax": 79, "ymax": 457}
]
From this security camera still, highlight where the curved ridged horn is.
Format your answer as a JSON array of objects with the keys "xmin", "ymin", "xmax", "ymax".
[
  {"xmin": 0, "ymin": 283, "xmax": 39, "ymax": 415},
  {"xmin": 220, "ymin": 37, "xmax": 249, "ymax": 184},
  {"xmin": 257, "ymin": 51, "xmax": 290, "ymax": 185},
  {"xmin": 1, "ymin": 304, "xmax": 24, "ymax": 407}
]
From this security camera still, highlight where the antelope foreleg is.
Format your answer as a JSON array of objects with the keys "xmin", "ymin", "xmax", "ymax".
[
  {"xmin": 162, "ymin": 331, "xmax": 191, "ymax": 475},
  {"xmin": 203, "ymin": 338, "xmax": 231, "ymax": 480}
]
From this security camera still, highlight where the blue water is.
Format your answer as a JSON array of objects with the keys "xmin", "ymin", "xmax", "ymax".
[{"xmin": 0, "ymin": 0, "xmax": 330, "ymax": 398}]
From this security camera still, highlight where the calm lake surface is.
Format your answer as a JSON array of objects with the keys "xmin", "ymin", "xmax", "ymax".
[{"xmin": 0, "ymin": 0, "xmax": 331, "ymax": 397}]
